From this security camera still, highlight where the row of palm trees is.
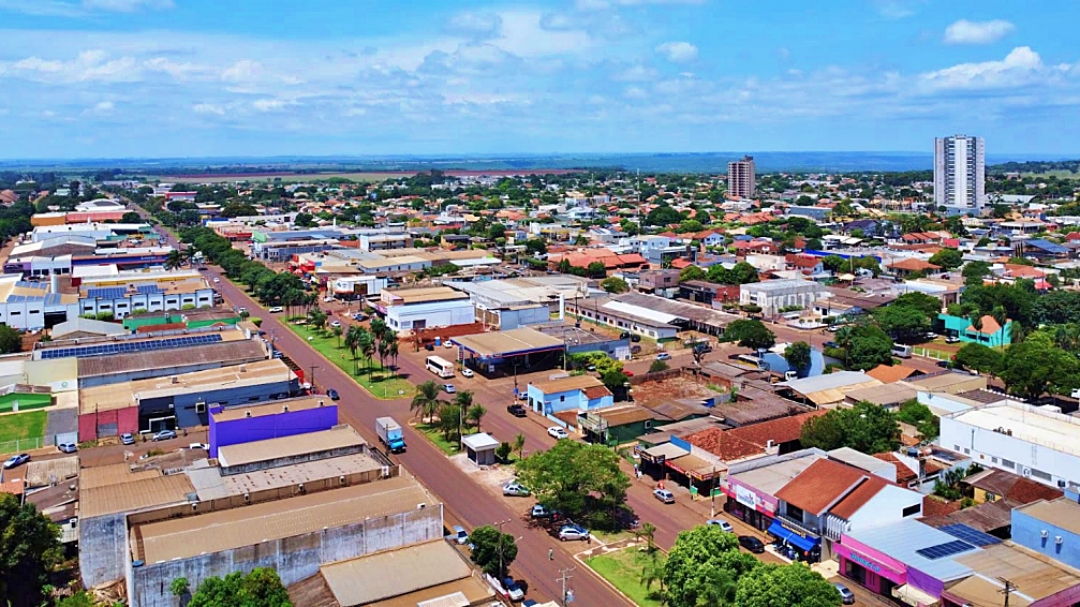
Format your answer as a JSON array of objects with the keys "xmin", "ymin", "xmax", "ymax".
[
  {"xmin": 164, "ymin": 247, "xmax": 196, "ymax": 270},
  {"xmin": 410, "ymin": 381, "xmax": 487, "ymax": 442},
  {"xmin": 342, "ymin": 319, "xmax": 400, "ymax": 378}
]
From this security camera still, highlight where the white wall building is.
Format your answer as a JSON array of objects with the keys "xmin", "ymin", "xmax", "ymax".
[
  {"xmin": 386, "ymin": 299, "xmax": 474, "ymax": 332},
  {"xmin": 934, "ymin": 134, "xmax": 986, "ymax": 213},
  {"xmin": 740, "ymin": 279, "xmax": 825, "ymax": 317},
  {"xmin": 939, "ymin": 402, "xmax": 1080, "ymax": 491}
]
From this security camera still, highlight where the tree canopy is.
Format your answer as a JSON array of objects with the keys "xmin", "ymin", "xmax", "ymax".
[
  {"xmin": 784, "ymin": 341, "xmax": 812, "ymax": 377},
  {"xmin": 999, "ymin": 334, "xmax": 1080, "ymax": 400},
  {"xmin": 601, "ymin": 276, "xmax": 629, "ymax": 293},
  {"xmin": 0, "ymin": 324, "xmax": 21, "ymax": 354},
  {"xmin": 874, "ymin": 303, "xmax": 930, "ymax": 344},
  {"xmin": 0, "ymin": 494, "xmax": 61, "ymax": 607},
  {"xmin": 468, "ymin": 525, "xmax": 518, "ymax": 579},
  {"xmin": 722, "ymin": 319, "xmax": 776, "ymax": 352},
  {"xmin": 187, "ymin": 568, "xmax": 292, "ymax": 607},
  {"xmin": 952, "ymin": 342, "xmax": 1002, "ymax": 376},
  {"xmin": 837, "ymin": 323, "xmax": 894, "ymax": 371},
  {"xmin": 928, "ymin": 248, "xmax": 963, "ymax": 270},
  {"xmin": 515, "ymin": 439, "xmax": 629, "ymax": 527},
  {"xmin": 734, "ymin": 563, "xmax": 841, "ymax": 607},
  {"xmin": 663, "ymin": 525, "xmax": 760, "ymax": 607},
  {"xmin": 800, "ymin": 401, "xmax": 900, "ymax": 454},
  {"xmin": 706, "ymin": 261, "xmax": 760, "ymax": 285}
]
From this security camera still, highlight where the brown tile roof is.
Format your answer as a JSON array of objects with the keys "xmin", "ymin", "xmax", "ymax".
[
  {"xmin": 829, "ymin": 475, "xmax": 890, "ymax": 520},
  {"xmin": 920, "ymin": 499, "xmax": 1014, "ymax": 532},
  {"xmin": 0, "ymin": 479, "xmax": 24, "ymax": 496},
  {"xmin": 866, "ymin": 364, "xmax": 919, "ymax": 384},
  {"xmin": 583, "ymin": 385, "xmax": 613, "ymax": 400},
  {"xmin": 873, "ymin": 453, "xmax": 917, "ymax": 485},
  {"xmin": 921, "ymin": 495, "xmax": 961, "ymax": 518},
  {"xmin": 726, "ymin": 410, "xmax": 827, "ymax": 447},
  {"xmin": 966, "ymin": 469, "xmax": 1062, "ymax": 505},
  {"xmin": 888, "ymin": 258, "xmax": 941, "ymax": 271},
  {"xmin": 967, "ymin": 315, "xmax": 1005, "ymax": 335},
  {"xmin": 685, "ymin": 428, "xmax": 761, "ymax": 461},
  {"xmin": 775, "ymin": 459, "xmax": 869, "ymax": 515}
]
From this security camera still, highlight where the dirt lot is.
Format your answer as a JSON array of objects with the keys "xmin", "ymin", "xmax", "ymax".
[{"xmin": 630, "ymin": 373, "xmax": 721, "ymax": 408}]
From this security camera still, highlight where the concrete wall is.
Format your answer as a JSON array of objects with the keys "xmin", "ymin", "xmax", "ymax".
[
  {"xmin": 127, "ymin": 504, "xmax": 444, "ymax": 607},
  {"xmin": 79, "ymin": 512, "xmax": 130, "ymax": 589},
  {"xmin": 78, "ymin": 406, "xmax": 139, "ymax": 442},
  {"xmin": 208, "ymin": 403, "xmax": 339, "ymax": 458},
  {"xmin": 1011, "ymin": 507, "xmax": 1080, "ymax": 570}
]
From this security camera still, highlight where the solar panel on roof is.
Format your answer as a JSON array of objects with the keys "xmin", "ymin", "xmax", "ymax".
[
  {"xmin": 39, "ymin": 333, "xmax": 223, "ymax": 359},
  {"xmin": 137, "ymin": 285, "xmax": 163, "ymax": 294},
  {"xmin": 940, "ymin": 524, "xmax": 1002, "ymax": 547},
  {"xmin": 87, "ymin": 287, "xmax": 125, "ymax": 299},
  {"xmin": 915, "ymin": 540, "xmax": 974, "ymax": 560}
]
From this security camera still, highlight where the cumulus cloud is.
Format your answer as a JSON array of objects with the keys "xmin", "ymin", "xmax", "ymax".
[
  {"xmin": 10, "ymin": 50, "xmax": 138, "ymax": 83},
  {"xmin": 252, "ymin": 98, "xmax": 289, "ymax": 112},
  {"xmin": 920, "ymin": 46, "xmax": 1061, "ymax": 91},
  {"xmin": 192, "ymin": 103, "xmax": 224, "ymax": 116},
  {"xmin": 944, "ymin": 19, "xmax": 1015, "ymax": 45},
  {"xmin": 655, "ymin": 41, "xmax": 697, "ymax": 63},
  {"xmin": 446, "ymin": 11, "xmax": 503, "ymax": 37},
  {"xmin": 85, "ymin": 100, "xmax": 114, "ymax": 115}
]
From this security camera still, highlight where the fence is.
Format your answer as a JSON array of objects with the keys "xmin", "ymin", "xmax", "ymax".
[{"xmin": 0, "ymin": 436, "xmax": 48, "ymax": 456}]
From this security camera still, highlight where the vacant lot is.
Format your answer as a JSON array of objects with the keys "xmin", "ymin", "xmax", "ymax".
[
  {"xmin": 631, "ymin": 374, "xmax": 719, "ymax": 408},
  {"xmin": 160, "ymin": 172, "xmax": 407, "ymax": 184},
  {"xmin": 0, "ymin": 410, "xmax": 48, "ymax": 454}
]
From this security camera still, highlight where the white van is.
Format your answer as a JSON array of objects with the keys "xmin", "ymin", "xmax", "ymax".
[{"xmin": 892, "ymin": 344, "xmax": 913, "ymax": 358}]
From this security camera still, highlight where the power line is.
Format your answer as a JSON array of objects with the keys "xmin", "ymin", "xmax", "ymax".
[{"xmin": 998, "ymin": 577, "xmax": 1014, "ymax": 607}]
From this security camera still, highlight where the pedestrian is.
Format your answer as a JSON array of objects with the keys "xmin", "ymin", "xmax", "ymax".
[
  {"xmin": 588, "ymin": 534, "xmax": 592, "ymax": 545},
  {"xmin": 549, "ymin": 548, "xmax": 554, "ymax": 561}
]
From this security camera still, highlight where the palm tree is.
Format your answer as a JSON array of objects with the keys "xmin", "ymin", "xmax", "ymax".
[
  {"xmin": 360, "ymin": 330, "xmax": 376, "ymax": 378},
  {"xmin": 378, "ymin": 338, "xmax": 390, "ymax": 371},
  {"xmin": 165, "ymin": 249, "xmax": 184, "ymax": 271},
  {"xmin": 332, "ymin": 324, "xmax": 343, "ymax": 348},
  {"xmin": 969, "ymin": 313, "xmax": 983, "ymax": 345},
  {"xmin": 991, "ymin": 305, "xmax": 1008, "ymax": 350},
  {"xmin": 387, "ymin": 337, "xmax": 400, "ymax": 370},
  {"xmin": 344, "ymin": 325, "xmax": 362, "ymax": 375},
  {"xmin": 634, "ymin": 521, "xmax": 657, "ymax": 553},
  {"xmin": 454, "ymin": 391, "xmax": 474, "ymax": 420},
  {"xmin": 411, "ymin": 381, "xmax": 441, "ymax": 423},
  {"xmin": 513, "ymin": 432, "xmax": 526, "ymax": 460},
  {"xmin": 466, "ymin": 404, "xmax": 487, "ymax": 431},
  {"xmin": 638, "ymin": 550, "xmax": 665, "ymax": 597}
]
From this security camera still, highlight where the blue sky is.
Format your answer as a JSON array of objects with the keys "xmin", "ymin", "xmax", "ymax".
[{"xmin": 0, "ymin": 0, "xmax": 1077, "ymax": 159}]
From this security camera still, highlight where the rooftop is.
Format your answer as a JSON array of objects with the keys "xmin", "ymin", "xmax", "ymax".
[
  {"xmin": 217, "ymin": 425, "xmax": 366, "ymax": 469},
  {"xmin": 775, "ymin": 458, "xmax": 873, "ymax": 515},
  {"xmin": 949, "ymin": 543, "xmax": 1080, "ymax": 606},
  {"xmin": 383, "ymin": 286, "xmax": 467, "ymax": 304},
  {"xmin": 77, "ymin": 339, "xmax": 267, "ymax": 378},
  {"xmin": 81, "ymin": 473, "xmax": 194, "ymax": 518},
  {"xmin": 728, "ymin": 449, "xmax": 827, "ymax": 495},
  {"xmin": 319, "ymin": 540, "xmax": 475, "ymax": 607},
  {"xmin": 186, "ymin": 453, "xmax": 385, "ymax": 500},
  {"xmin": 845, "ymin": 518, "xmax": 976, "ymax": 582},
  {"xmin": 530, "ymin": 374, "xmax": 605, "ymax": 394},
  {"xmin": 132, "ymin": 476, "xmax": 432, "ymax": 563},
  {"xmin": 451, "ymin": 327, "xmax": 565, "ymax": 358},
  {"xmin": 212, "ymin": 395, "xmax": 335, "ymax": 423},
  {"xmin": 1015, "ymin": 498, "xmax": 1080, "ymax": 537},
  {"xmin": 949, "ymin": 402, "xmax": 1080, "ymax": 457}
]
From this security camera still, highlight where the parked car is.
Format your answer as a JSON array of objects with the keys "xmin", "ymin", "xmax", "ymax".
[
  {"xmin": 188, "ymin": 442, "xmax": 208, "ymax": 450},
  {"xmin": 3, "ymin": 453, "xmax": 30, "ymax": 469},
  {"xmin": 212, "ymin": 277, "xmax": 220, "ymax": 283},
  {"xmin": 738, "ymin": 535, "xmax": 765, "ymax": 553},
  {"xmin": 945, "ymin": 335, "xmax": 961, "ymax": 344},
  {"xmin": 450, "ymin": 525, "xmax": 469, "ymax": 545},
  {"xmin": 558, "ymin": 524, "xmax": 590, "ymax": 542},
  {"xmin": 57, "ymin": 443, "xmax": 77, "ymax": 454},
  {"xmin": 507, "ymin": 404, "xmax": 528, "ymax": 418},
  {"xmin": 823, "ymin": 341, "xmax": 838, "ymax": 349},
  {"xmin": 653, "ymin": 488, "xmax": 675, "ymax": 504},
  {"xmin": 151, "ymin": 430, "xmax": 177, "ymax": 442},
  {"xmin": 424, "ymin": 343, "xmax": 435, "ymax": 351},
  {"xmin": 461, "ymin": 368, "xmax": 474, "ymax": 378},
  {"xmin": 547, "ymin": 426, "xmax": 568, "ymax": 440},
  {"xmin": 620, "ymin": 331, "xmax": 631, "ymax": 339},
  {"xmin": 268, "ymin": 306, "xmax": 284, "ymax": 313},
  {"xmin": 706, "ymin": 518, "xmax": 734, "ymax": 533},
  {"xmin": 444, "ymin": 339, "xmax": 454, "ymax": 348},
  {"xmin": 655, "ymin": 352, "xmax": 671, "ymax": 361},
  {"xmin": 120, "ymin": 433, "xmax": 135, "ymax": 445},
  {"xmin": 834, "ymin": 582, "xmax": 856, "ymax": 605},
  {"xmin": 327, "ymin": 388, "xmax": 340, "ymax": 400},
  {"xmin": 503, "ymin": 481, "xmax": 531, "ymax": 497},
  {"xmin": 827, "ymin": 325, "xmax": 841, "ymax": 332},
  {"xmin": 323, "ymin": 296, "xmax": 335, "ymax": 303},
  {"xmin": 443, "ymin": 383, "xmax": 456, "ymax": 394},
  {"xmin": 936, "ymin": 360, "xmax": 950, "ymax": 368},
  {"xmin": 353, "ymin": 313, "xmax": 367, "ymax": 321},
  {"xmin": 329, "ymin": 320, "xmax": 342, "ymax": 328},
  {"xmin": 531, "ymin": 504, "xmax": 557, "ymax": 519},
  {"xmin": 503, "ymin": 577, "xmax": 525, "ymax": 602}
]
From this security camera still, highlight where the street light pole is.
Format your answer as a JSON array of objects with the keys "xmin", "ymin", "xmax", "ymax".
[
  {"xmin": 557, "ymin": 567, "xmax": 575, "ymax": 607},
  {"xmin": 309, "ymin": 364, "xmax": 320, "ymax": 392}
]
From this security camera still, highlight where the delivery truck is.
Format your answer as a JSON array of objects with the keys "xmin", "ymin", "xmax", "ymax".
[{"xmin": 376, "ymin": 417, "xmax": 406, "ymax": 453}]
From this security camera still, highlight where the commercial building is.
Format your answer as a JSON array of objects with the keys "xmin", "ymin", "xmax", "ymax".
[
  {"xmin": 740, "ymin": 279, "xmax": 826, "ymax": 317},
  {"xmin": 527, "ymin": 374, "xmax": 613, "ymax": 417},
  {"xmin": 934, "ymin": 134, "xmax": 986, "ymax": 213},
  {"xmin": 446, "ymin": 278, "xmax": 565, "ymax": 330},
  {"xmin": 939, "ymin": 402, "xmax": 1080, "ymax": 491},
  {"xmin": 728, "ymin": 155, "xmax": 756, "ymax": 199},
  {"xmin": 1011, "ymin": 498, "xmax": 1080, "ymax": 570},
  {"xmin": 0, "ymin": 274, "xmax": 79, "ymax": 329},
  {"xmin": 451, "ymin": 327, "xmax": 566, "ymax": 378},
  {"xmin": 77, "ymin": 272, "xmax": 215, "ymax": 320},
  {"xmin": 328, "ymin": 275, "xmax": 387, "ymax": 300},
  {"xmin": 569, "ymin": 292, "xmax": 739, "ymax": 339},
  {"xmin": 358, "ymin": 232, "xmax": 411, "ymax": 252},
  {"xmin": 208, "ymin": 396, "xmax": 339, "ymax": 459},
  {"xmin": 379, "ymin": 286, "xmax": 474, "ymax": 332}
]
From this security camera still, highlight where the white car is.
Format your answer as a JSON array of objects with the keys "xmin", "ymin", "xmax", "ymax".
[
  {"xmin": 656, "ymin": 352, "xmax": 671, "ymax": 361},
  {"xmin": 461, "ymin": 368, "xmax": 474, "ymax": 378},
  {"xmin": 706, "ymin": 518, "xmax": 734, "ymax": 533},
  {"xmin": 330, "ymin": 320, "xmax": 341, "ymax": 328},
  {"xmin": 268, "ymin": 307, "xmax": 284, "ymax": 313},
  {"xmin": 188, "ymin": 442, "xmax": 208, "ymax": 450},
  {"xmin": 547, "ymin": 426, "xmax": 569, "ymax": 440},
  {"xmin": 323, "ymin": 296, "xmax": 335, "ymax": 303},
  {"xmin": 212, "ymin": 277, "xmax": 220, "ymax": 283}
]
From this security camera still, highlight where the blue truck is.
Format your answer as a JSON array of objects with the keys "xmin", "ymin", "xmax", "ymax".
[{"xmin": 376, "ymin": 417, "xmax": 406, "ymax": 453}]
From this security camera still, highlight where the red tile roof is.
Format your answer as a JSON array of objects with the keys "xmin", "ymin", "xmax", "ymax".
[
  {"xmin": 685, "ymin": 429, "xmax": 761, "ymax": 461},
  {"xmin": 829, "ymin": 475, "xmax": 890, "ymax": 520},
  {"xmin": 866, "ymin": 364, "xmax": 918, "ymax": 384},
  {"xmin": 873, "ymin": 453, "xmax": 917, "ymax": 485},
  {"xmin": 583, "ymin": 385, "xmax": 613, "ymax": 400},
  {"xmin": 775, "ymin": 459, "xmax": 869, "ymax": 515},
  {"xmin": 785, "ymin": 254, "xmax": 821, "ymax": 269},
  {"xmin": 888, "ymin": 258, "xmax": 941, "ymax": 272},
  {"xmin": 0, "ymin": 479, "xmax": 24, "ymax": 496},
  {"xmin": 967, "ymin": 315, "xmax": 1005, "ymax": 335},
  {"xmin": 921, "ymin": 495, "xmax": 960, "ymax": 517},
  {"xmin": 726, "ymin": 410, "xmax": 827, "ymax": 447}
]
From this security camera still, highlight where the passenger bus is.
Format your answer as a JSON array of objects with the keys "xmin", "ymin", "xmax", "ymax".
[
  {"xmin": 426, "ymin": 355, "xmax": 455, "ymax": 378},
  {"xmin": 891, "ymin": 344, "xmax": 913, "ymax": 358}
]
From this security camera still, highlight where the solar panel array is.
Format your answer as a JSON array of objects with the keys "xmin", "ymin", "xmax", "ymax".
[
  {"xmin": 940, "ymin": 524, "xmax": 1002, "ymax": 547},
  {"xmin": 40, "ymin": 333, "xmax": 223, "ymax": 360},
  {"xmin": 87, "ymin": 287, "xmax": 126, "ymax": 299},
  {"xmin": 915, "ymin": 539, "xmax": 975, "ymax": 560},
  {"xmin": 136, "ymin": 285, "xmax": 163, "ymax": 295}
]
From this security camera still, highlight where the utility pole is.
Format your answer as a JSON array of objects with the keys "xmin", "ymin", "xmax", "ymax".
[
  {"xmin": 493, "ymin": 519, "xmax": 511, "ymax": 578},
  {"xmin": 557, "ymin": 567, "xmax": 575, "ymax": 606},
  {"xmin": 309, "ymin": 364, "xmax": 319, "ymax": 392},
  {"xmin": 999, "ymin": 577, "xmax": 1014, "ymax": 607}
]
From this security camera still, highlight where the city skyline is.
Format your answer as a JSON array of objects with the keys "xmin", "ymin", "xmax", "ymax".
[{"xmin": 1, "ymin": 0, "xmax": 1079, "ymax": 159}]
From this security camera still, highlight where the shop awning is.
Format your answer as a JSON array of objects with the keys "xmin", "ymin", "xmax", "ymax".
[
  {"xmin": 676, "ymin": 454, "xmax": 726, "ymax": 481},
  {"xmin": 641, "ymin": 442, "xmax": 689, "ymax": 464},
  {"xmin": 766, "ymin": 520, "xmax": 819, "ymax": 553},
  {"xmin": 892, "ymin": 584, "xmax": 939, "ymax": 607}
]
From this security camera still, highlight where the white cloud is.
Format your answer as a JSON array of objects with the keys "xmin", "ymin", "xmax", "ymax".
[
  {"xmin": 0, "ymin": 0, "xmax": 172, "ymax": 16},
  {"xmin": 612, "ymin": 64, "xmax": 656, "ymax": 82},
  {"xmin": 944, "ymin": 19, "xmax": 1015, "ymax": 45},
  {"xmin": 870, "ymin": 0, "xmax": 924, "ymax": 19},
  {"xmin": 253, "ymin": 98, "xmax": 289, "ymax": 112},
  {"xmin": 10, "ymin": 49, "xmax": 138, "ymax": 82},
  {"xmin": 624, "ymin": 86, "xmax": 647, "ymax": 99},
  {"xmin": 446, "ymin": 11, "xmax": 502, "ymax": 37},
  {"xmin": 575, "ymin": 0, "xmax": 703, "ymax": 8},
  {"xmin": 920, "ymin": 46, "xmax": 1059, "ymax": 91},
  {"xmin": 489, "ymin": 10, "xmax": 592, "ymax": 57},
  {"xmin": 655, "ymin": 41, "xmax": 697, "ymax": 63},
  {"xmin": 82, "ymin": 0, "xmax": 172, "ymax": 11},
  {"xmin": 192, "ymin": 103, "xmax": 224, "ymax": 116},
  {"xmin": 85, "ymin": 100, "xmax": 114, "ymax": 115}
]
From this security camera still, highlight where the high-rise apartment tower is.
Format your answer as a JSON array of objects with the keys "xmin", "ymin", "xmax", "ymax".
[
  {"xmin": 728, "ymin": 155, "xmax": 756, "ymax": 199},
  {"xmin": 934, "ymin": 135, "xmax": 985, "ymax": 212}
]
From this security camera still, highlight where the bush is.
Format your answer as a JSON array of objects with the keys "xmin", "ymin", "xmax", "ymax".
[
  {"xmin": 649, "ymin": 359, "xmax": 669, "ymax": 373},
  {"xmin": 497, "ymin": 442, "xmax": 512, "ymax": 462},
  {"xmin": 250, "ymin": 317, "xmax": 263, "ymax": 327}
]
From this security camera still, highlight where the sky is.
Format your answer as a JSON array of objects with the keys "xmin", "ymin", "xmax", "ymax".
[{"xmin": 0, "ymin": 0, "xmax": 1078, "ymax": 159}]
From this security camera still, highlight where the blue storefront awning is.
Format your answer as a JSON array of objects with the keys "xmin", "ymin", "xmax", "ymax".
[{"xmin": 766, "ymin": 520, "xmax": 820, "ymax": 553}]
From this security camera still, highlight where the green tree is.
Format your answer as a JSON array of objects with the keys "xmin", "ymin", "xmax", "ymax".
[
  {"xmin": 929, "ymin": 248, "xmax": 963, "ymax": 270},
  {"xmin": 586, "ymin": 261, "xmax": 607, "ymax": 279},
  {"xmin": 525, "ymin": 238, "xmax": 547, "ymax": 255},
  {"xmin": 845, "ymin": 324, "xmax": 894, "ymax": 371},
  {"xmin": 164, "ymin": 249, "xmax": 185, "ymax": 270},
  {"xmin": 734, "ymin": 562, "xmax": 840, "ymax": 607},
  {"xmin": 784, "ymin": 341, "xmax": 812, "ymax": 377},
  {"xmin": 679, "ymin": 265, "xmax": 706, "ymax": 282},
  {"xmin": 513, "ymin": 432, "xmax": 526, "ymax": 459},
  {"xmin": 466, "ymin": 404, "xmax": 487, "ymax": 431},
  {"xmin": 467, "ymin": 525, "xmax": 518, "ymax": 578},
  {"xmin": 962, "ymin": 260, "xmax": 993, "ymax": 286},
  {"xmin": 331, "ymin": 324, "xmax": 343, "ymax": 348},
  {"xmin": 437, "ymin": 403, "xmax": 462, "ymax": 442},
  {"xmin": 874, "ymin": 304, "xmax": 931, "ymax": 343},
  {"xmin": 0, "ymin": 494, "xmax": 61, "ymax": 607},
  {"xmin": 662, "ymin": 525, "xmax": 760, "ymax": 607},
  {"xmin": 410, "ymin": 380, "xmax": 442, "ymax": 423},
  {"xmin": 897, "ymin": 400, "xmax": 940, "ymax": 441},
  {"xmin": 187, "ymin": 568, "xmax": 292, "ymax": 607},
  {"xmin": 721, "ymin": 319, "xmax": 775, "ymax": 352},
  {"xmin": 999, "ymin": 335, "xmax": 1080, "ymax": 400},
  {"xmin": 800, "ymin": 401, "xmax": 900, "ymax": 454},
  {"xmin": 892, "ymin": 292, "xmax": 943, "ymax": 317},
  {"xmin": 601, "ymin": 276, "xmax": 629, "ymax": 293},
  {"xmin": 952, "ymin": 342, "xmax": 1003, "ymax": 377},
  {"xmin": 0, "ymin": 324, "xmax": 21, "ymax": 354},
  {"xmin": 515, "ymin": 440, "xmax": 630, "ymax": 526}
]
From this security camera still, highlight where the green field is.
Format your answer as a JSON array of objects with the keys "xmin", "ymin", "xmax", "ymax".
[
  {"xmin": 585, "ymin": 548, "xmax": 666, "ymax": 607},
  {"xmin": 157, "ymin": 172, "xmax": 408, "ymax": 185},
  {"xmin": 0, "ymin": 410, "xmax": 48, "ymax": 454},
  {"xmin": 286, "ymin": 323, "xmax": 415, "ymax": 399}
]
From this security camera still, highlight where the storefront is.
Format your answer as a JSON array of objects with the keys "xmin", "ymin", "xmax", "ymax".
[
  {"xmin": 723, "ymin": 478, "xmax": 776, "ymax": 531},
  {"xmin": 836, "ymin": 537, "xmax": 906, "ymax": 599},
  {"xmin": 766, "ymin": 519, "xmax": 822, "ymax": 563}
]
